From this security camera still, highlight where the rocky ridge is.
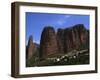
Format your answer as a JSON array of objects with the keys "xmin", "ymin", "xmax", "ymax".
[{"xmin": 39, "ymin": 24, "xmax": 89, "ymax": 59}]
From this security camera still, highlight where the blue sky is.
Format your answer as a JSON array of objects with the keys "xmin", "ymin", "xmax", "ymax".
[{"xmin": 26, "ymin": 12, "xmax": 90, "ymax": 44}]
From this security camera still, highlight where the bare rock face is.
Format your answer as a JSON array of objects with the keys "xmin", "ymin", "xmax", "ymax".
[
  {"xmin": 57, "ymin": 29, "xmax": 64, "ymax": 53},
  {"xmin": 64, "ymin": 24, "xmax": 89, "ymax": 52},
  {"xmin": 40, "ymin": 26, "xmax": 58, "ymax": 58},
  {"xmin": 39, "ymin": 24, "xmax": 89, "ymax": 59},
  {"xmin": 26, "ymin": 36, "xmax": 35, "ymax": 60}
]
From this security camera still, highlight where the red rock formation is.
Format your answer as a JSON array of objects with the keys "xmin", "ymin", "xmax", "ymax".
[
  {"xmin": 37, "ymin": 24, "xmax": 89, "ymax": 59},
  {"xmin": 57, "ymin": 29, "xmax": 64, "ymax": 53},
  {"xmin": 40, "ymin": 26, "xmax": 58, "ymax": 58},
  {"xmin": 27, "ymin": 35, "xmax": 35, "ymax": 60},
  {"xmin": 64, "ymin": 24, "xmax": 88, "ymax": 52}
]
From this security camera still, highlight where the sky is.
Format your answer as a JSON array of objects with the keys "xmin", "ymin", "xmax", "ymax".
[{"xmin": 26, "ymin": 12, "xmax": 90, "ymax": 44}]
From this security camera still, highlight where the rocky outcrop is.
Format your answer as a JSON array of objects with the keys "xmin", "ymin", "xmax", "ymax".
[
  {"xmin": 39, "ymin": 24, "xmax": 89, "ymax": 59},
  {"xmin": 63, "ymin": 24, "xmax": 89, "ymax": 52},
  {"xmin": 26, "ymin": 35, "xmax": 34, "ymax": 60},
  {"xmin": 26, "ymin": 35, "xmax": 39, "ymax": 60},
  {"xmin": 57, "ymin": 29, "xmax": 64, "ymax": 53},
  {"xmin": 40, "ymin": 26, "xmax": 58, "ymax": 58}
]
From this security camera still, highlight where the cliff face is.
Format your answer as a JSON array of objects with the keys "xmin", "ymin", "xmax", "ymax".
[
  {"xmin": 57, "ymin": 29, "xmax": 65, "ymax": 53},
  {"xmin": 26, "ymin": 36, "xmax": 39, "ymax": 60},
  {"xmin": 39, "ymin": 24, "xmax": 89, "ymax": 58},
  {"xmin": 40, "ymin": 26, "xmax": 58, "ymax": 58},
  {"xmin": 26, "ymin": 36, "xmax": 34, "ymax": 60},
  {"xmin": 63, "ymin": 24, "xmax": 89, "ymax": 52}
]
